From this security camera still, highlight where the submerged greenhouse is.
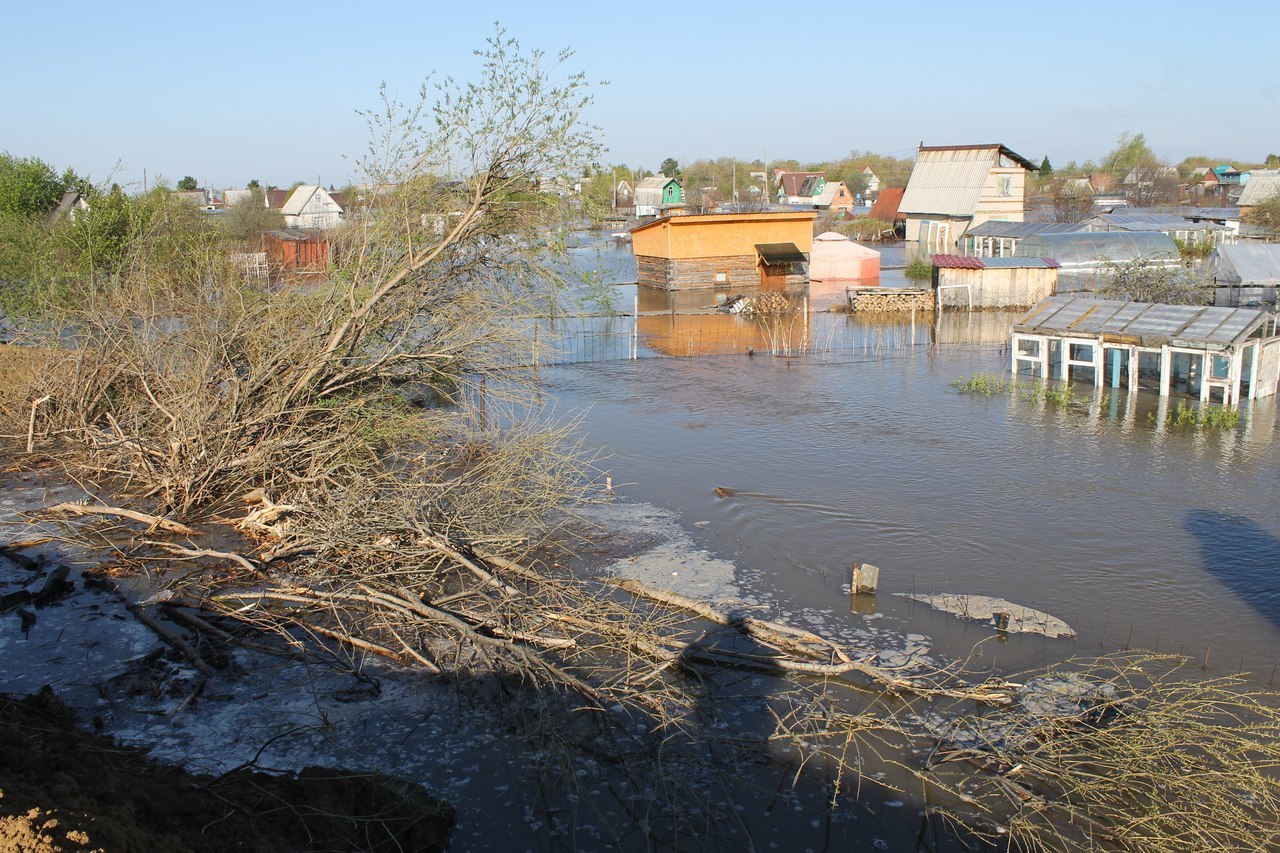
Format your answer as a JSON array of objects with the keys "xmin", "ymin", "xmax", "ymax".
[{"xmin": 1011, "ymin": 295, "xmax": 1280, "ymax": 406}]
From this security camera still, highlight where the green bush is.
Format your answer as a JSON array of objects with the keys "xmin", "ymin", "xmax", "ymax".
[{"xmin": 904, "ymin": 254, "xmax": 933, "ymax": 282}]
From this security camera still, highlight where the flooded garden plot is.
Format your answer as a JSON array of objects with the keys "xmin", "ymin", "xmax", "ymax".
[{"xmin": 541, "ymin": 316, "xmax": 1280, "ymax": 682}]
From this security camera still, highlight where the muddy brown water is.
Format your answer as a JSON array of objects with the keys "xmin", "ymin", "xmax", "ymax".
[{"xmin": 542, "ymin": 313, "xmax": 1280, "ymax": 683}]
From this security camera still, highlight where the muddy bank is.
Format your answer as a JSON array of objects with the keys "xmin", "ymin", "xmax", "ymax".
[{"xmin": 0, "ymin": 687, "xmax": 454, "ymax": 852}]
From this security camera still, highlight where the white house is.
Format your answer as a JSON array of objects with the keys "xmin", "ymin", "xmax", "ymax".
[
  {"xmin": 282, "ymin": 185, "xmax": 345, "ymax": 229},
  {"xmin": 899, "ymin": 144, "xmax": 1038, "ymax": 250}
]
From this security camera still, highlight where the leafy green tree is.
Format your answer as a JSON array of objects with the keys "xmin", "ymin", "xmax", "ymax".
[
  {"xmin": 221, "ymin": 187, "xmax": 284, "ymax": 242},
  {"xmin": 658, "ymin": 157, "xmax": 679, "ymax": 178},
  {"xmin": 1039, "ymin": 156, "xmax": 1053, "ymax": 178},
  {"xmin": 1102, "ymin": 132, "xmax": 1154, "ymax": 177},
  {"xmin": 1244, "ymin": 194, "xmax": 1280, "ymax": 237},
  {"xmin": 176, "ymin": 175, "xmax": 199, "ymax": 191},
  {"xmin": 0, "ymin": 153, "xmax": 63, "ymax": 218},
  {"xmin": 247, "ymin": 178, "xmax": 261, "ymax": 190}
]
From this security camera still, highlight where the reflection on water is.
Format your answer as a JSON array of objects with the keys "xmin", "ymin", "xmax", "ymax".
[{"xmin": 542, "ymin": 343, "xmax": 1280, "ymax": 683}]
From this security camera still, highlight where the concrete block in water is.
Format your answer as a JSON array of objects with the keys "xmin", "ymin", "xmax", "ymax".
[{"xmin": 852, "ymin": 563, "xmax": 880, "ymax": 595}]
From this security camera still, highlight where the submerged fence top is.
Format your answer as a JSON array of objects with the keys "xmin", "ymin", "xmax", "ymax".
[{"xmin": 1013, "ymin": 296, "xmax": 1274, "ymax": 348}]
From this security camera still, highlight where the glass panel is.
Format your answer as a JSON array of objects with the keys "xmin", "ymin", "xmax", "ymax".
[
  {"xmin": 1169, "ymin": 352, "xmax": 1203, "ymax": 397},
  {"xmin": 1069, "ymin": 342, "xmax": 1093, "ymax": 362},
  {"xmin": 1211, "ymin": 354, "xmax": 1230, "ymax": 379},
  {"xmin": 1018, "ymin": 338, "xmax": 1040, "ymax": 357},
  {"xmin": 1136, "ymin": 351, "xmax": 1161, "ymax": 392}
]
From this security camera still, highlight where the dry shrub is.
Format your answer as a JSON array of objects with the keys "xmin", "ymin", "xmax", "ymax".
[{"xmin": 919, "ymin": 653, "xmax": 1280, "ymax": 851}]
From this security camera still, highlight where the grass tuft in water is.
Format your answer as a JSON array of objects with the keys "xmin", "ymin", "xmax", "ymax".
[
  {"xmin": 953, "ymin": 372, "xmax": 1107, "ymax": 412},
  {"xmin": 952, "ymin": 373, "xmax": 1008, "ymax": 395},
  {"xmin": 1152, "ymin": 399, "xmax": 1241, "ymax": 430}
]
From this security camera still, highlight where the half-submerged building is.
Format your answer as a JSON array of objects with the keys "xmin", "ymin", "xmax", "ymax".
[
  {"xmin": 1011, "ymin": 295, "xmax": 1280, "ymax": 406},
  {"xmin": 630, "ymin": 211, "xmax": 817, "ymax": 291}
]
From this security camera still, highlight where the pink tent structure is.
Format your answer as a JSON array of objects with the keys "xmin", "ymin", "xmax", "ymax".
[{"xmin": 809, "ymin": 232, "xmax": 880, "ymax": 284}]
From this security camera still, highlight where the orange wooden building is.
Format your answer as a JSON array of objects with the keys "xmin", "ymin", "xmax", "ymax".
[
  {"xmin": 630, "ymin": 211, "xmax": 818, "ymax": 291},
  {"xmin": 264, "ymin": 229, "xmax": 329, "ymax": 276}
]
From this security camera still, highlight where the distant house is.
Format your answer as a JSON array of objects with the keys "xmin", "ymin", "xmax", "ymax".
[
  {"xmin": 775, "ymin": 171, "xmax": 824, "ymax": 205},
  {"xmin": 46, "ymin": 189, "xmax": 88, "ymax": 226},
  {"xmin": 630, "ymin": 211, "xmax": 817, "ymax": 291},
  {"xmin": 899, "ymin": 144, "xmax": 1038, "ymax": 249},
  {"xmin": 860, "ymin": 166, "xmax": 880, "ymax": 199},
  {"xmin": 1086, "ymin": 172, "xmax": 1116, "ymax": 194},
  {"xmin": 223, "ymin": 188, "xmax": 259, "ymax": 208},
  {"xmin": 614, "ymin": 179, "xmax": 634, "ymax": 215},
  {"xmin": 1204, "ymin": 244, "xmax": 1280, "ymax": 307},
  {"xmin": 634, "ymin": 176, "xmax": 684, "ymax": 217},
  {"xmin": 282, "ymin": 185, "xmax": 344, "ymax": 229},
  {"xmin": 1238, "ymin": 170, "xmax": 1280, "ymax": 218},
  {"xmin": 811, "ymin": 181, "xmax": 855, "ymax": 214},
  {"xmin": 172, "ymin": 190, "xmax": 209, "ymax": 208},
  {"xmin": 265, "ymin": 188, "xmax": 291, "ymax": 210}
]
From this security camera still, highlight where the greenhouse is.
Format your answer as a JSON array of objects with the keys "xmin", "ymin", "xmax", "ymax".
[
  {"xmin": 1013, "ymin": 231, "xmax": 1180, "ymax": 272},
  {"xmin": 1203, "ymin": 244, "xmax": 1280, "ymax": 307},
  {"xmin": 1011, "ymin": 295, "xmax": 1280, "ymax": 406}
]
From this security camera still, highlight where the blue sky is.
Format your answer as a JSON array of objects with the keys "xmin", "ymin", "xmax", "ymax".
[{"xmin": 4, "ymin": 0, "xmax": 1277, "ymax": 190}]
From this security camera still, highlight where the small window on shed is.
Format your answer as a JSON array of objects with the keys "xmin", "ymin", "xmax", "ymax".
[
  {"xmin": 1069, "ymin": 342, "xmax": 1094, "ymax": 362},
  {"xmin": 715, "ymin": 271, "xmax": 729, "ymax": 284},
  {"xmin": 997, "ymin": 175, "xmax": 1013, "ymax": 197},
  {"xmin": 1017, "ymin": 338, "xmax": 1041, "ymax": 358}
]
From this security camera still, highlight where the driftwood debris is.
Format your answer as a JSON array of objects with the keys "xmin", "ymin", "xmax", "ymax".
[
  {"xmin": 44, "ymin": 502, "xmax": 200, "ymax": 536},
  {"xmin": 613, "ymin": 577, "xmax": 1017, "ymax": 705}
]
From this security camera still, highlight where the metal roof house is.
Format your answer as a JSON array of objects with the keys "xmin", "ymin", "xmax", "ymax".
[
  {"xmin": 1011, "ymin": 295, "xmax": 1280, "ymax": 406},
  {"xmin": 282, "ymin": 185, "xmax": 344, "ymax": 229},
  {"xmin": 775, "ymin": 171, "xmax": 825, "ymax": 204},
  {"xmin": 1203, "ymin": 244, "xmax": 1280, "ymax": 307},
  {"xmin": 1238, "ymin": 170, "xmax": 1280, "ymax": 216},
  {"xmin": 899, "ymin": 144, "xmax": 1038, "ymax": 250},
  {"xmin": 634, "ymin": 176, "xmax": 684, "ymax": 218}
]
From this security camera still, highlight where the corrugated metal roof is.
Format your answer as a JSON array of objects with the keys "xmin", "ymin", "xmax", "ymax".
[
  {"xmin": 635, "ymin": 176, "xmax": 675, "ymax": 190},
  {"xmin": 869, "ymin": 187, "xmax": 904, "ymax": 222},
  {"xmin": 1013, "ymin": 296, "xmax": 1272, "ymax": 348},
  {"xmin": 1238, "ymin": 171, "xmax": 1280, "ymax": 206},
  {"xmin": 1086, "ymin": 212, "xmax": 1222, "ymax": 232},
  {"xmin": 282, "ymin": 185, "xmax": 319, "ymax": 216},
  {"xmin": 899, "ymin": 147, "xmax": 999, "ymax": 217},
  {"xmin": 934, "ymin": 254, "xmax": 1058, "ymax": 269},
  {"xmin": 964, "ymin": 220, "xmax": 1083, "ymax": 238},
  {"xmin": 1205, "ymin": 244, "xmax": 1280, "ymax": 286}
]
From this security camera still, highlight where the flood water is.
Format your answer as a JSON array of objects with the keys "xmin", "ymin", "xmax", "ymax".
[
  {"xmin": 541, "ymin": 316, "xmax": 1280, "ymax": 683},
  {"xmin": 5, "ymin": 232, "xmax": 1279, "ymax": 851}
]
